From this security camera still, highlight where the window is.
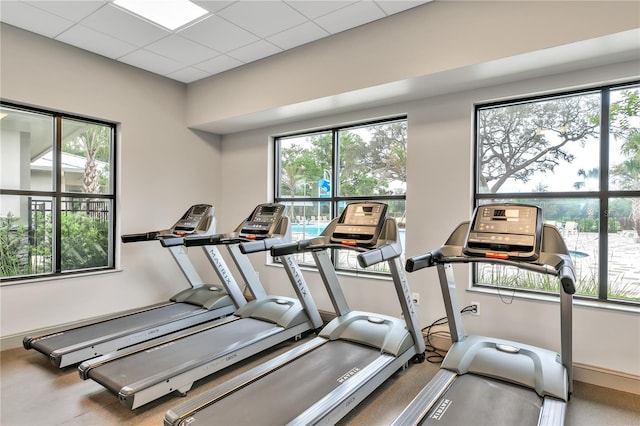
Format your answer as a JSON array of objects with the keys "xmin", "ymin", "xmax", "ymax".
[
  {"xmin": 275, "ymin": 117, "xmax": 407, "ymax": 273},
  {"xmin": 1, "ymin": 102, "xmax": 116, "ymax": 282},
  {"xmin": 474, "ymin": 82, "xmax": 640, "ymax": 303}
]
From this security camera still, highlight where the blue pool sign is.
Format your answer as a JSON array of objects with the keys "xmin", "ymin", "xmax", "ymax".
[{"xmin": 318, "ymin": 178, "xmax": 330, "ymax": 197}]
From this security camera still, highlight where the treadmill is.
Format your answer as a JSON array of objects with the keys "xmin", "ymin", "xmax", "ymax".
[
  {"xmin": 164, "ymin": 201, "xmax": 426, "ymax": 426},
  {"xmin": 392, "ymin": 203, "xmax": 575, "ymax": 426},
  {"xmin": 23, "ymin": 204, "xmax": 241, "ymax": 368},
  {"xmin": 78, "ymin": 203, "xmax": 324, "ymax": 410}
]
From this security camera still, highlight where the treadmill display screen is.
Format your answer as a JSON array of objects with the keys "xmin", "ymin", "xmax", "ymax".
[
  {"xmin": 330, "ymin": 202, "xmax": 388, "ymax": 247},
  {"xmin": 463, "ymin": 203, "xmax": 543, "ymax": 261},
  {"xmin": 172, "ymin": 204, "xmax": 213, "ymax": 234},
  {"xmin": 239, "ymin": 204, "xmax": 285, "ymax": 238},
  {"xmin": 191, "ymin": 205, "xmax": 208, "ymax": 215}
]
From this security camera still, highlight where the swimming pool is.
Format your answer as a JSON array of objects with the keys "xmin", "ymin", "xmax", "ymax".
[{"xmin": 291, "ymin": 223, "xmax": 406, "ymax": 247}]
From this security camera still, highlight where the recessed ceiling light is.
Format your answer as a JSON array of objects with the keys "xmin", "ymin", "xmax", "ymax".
[{"xmin": 113, "ymin": 0, "xmax": 208, "ymax": 31}]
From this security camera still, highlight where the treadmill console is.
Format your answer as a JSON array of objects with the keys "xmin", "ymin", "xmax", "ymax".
[
  {"xmin": 171, "ymin": 204, "xmax": 213, "ymax": 235},
  {"xmin": 463, "ymin": 203, "xmax": 543, "ymax": 261},
  {"xmin": 239, "ymin": 203, "xmax": 285, "ymax": 239},
  {"xmin": 330, "ymin": 202, "xmax": 388, "ymax": 247}
]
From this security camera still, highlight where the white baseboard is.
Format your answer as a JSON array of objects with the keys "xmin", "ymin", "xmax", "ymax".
[
  {"xmin": 573, "ymin": 363, "xmax": 640, "ymax": 395},
  {"xmin": 1, "ymin": 333, "xmax": 28, "ymax": 351},
  {"xmin": 2, "ymin": 323, "xmax": 74, "ymax": 351}
]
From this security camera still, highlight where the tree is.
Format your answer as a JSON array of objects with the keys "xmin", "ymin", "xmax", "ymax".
[
  {"xmin": 278, "ymin": 122, "xmax": 408, "ymax": 223},
  {"xmin": 338, "ymin": 131, "xmax": 381, "ymax": 196},
  {"xmin": 367, "ymin": 122, "xmax": 407, "ymax": 186},
  {"xmin": 279, "ymin": 123, "xmax": 408, "ymax": 199},
  {"xmin": 478, "ymin": 95, "xmax": 600, "ymax": 193},
  {"xmin": 63, "ymin": 124, "xmax": 110, "ymax": 194},
  {"xmin": 610, "ymin": 89, "xmax": 640, "ymax": 236},
  {"xmin": 573, "ymin": 167, "xmax": 599, "ymax": 190}
]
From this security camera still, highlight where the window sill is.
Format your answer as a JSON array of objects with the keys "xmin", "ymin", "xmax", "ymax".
[
  {"xmin": 467, "ymin": 286, "xmax": 640, "ymax": 314},
  {"xmin": 0, "ymin": 268, "xmax": 123, "ymax": 287}
]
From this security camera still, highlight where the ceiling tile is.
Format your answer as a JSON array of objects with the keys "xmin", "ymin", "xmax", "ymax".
[
  {"xmin": 227, "ymin": 40, "xmax": 282, "ymax": 63},
  {"xmin": 179, "ymin": 15, "xmax": 259, "ymax": 53},
  {"xmin": 118, "ymin": 49, "xmax": 185, "ymax": 76},
  {"xmin": 217, "ymin": 1, "xmax": 307, "ymax": 38},
  {"xmin": 195, "ymin": 55, "xmax": 244, "ymax": 75},
  {"xmin": 55, "ymin": 24, "xmax": 138, "ymax": 59},
  {"xmin": 285, "ymin": 1, "xmax": 356, "ymax": 19},
  {"xmin": 0, "ymin": 1, "xmax": 74, "ymax": 38},
  {"xmin": 80, "ymin": 3, "xmax": 170, "ymax": 47},
  {"xmin": 25, "ymin": 1, "xmax": 108, "ymax": 22},
  {"xmin": 192, "ymin": 0, "xmax": 236, "ymax": 13},
  {"xmin": 267, "ymin": 21, "xmax": 328, "ymax": 50},
  {"xmin": 314, "ymin": 1, "xmax": 386, "ymax": 34},
  {"xmin": 145, "ymin": 35, "xmax": 219, "ymax": 65}
]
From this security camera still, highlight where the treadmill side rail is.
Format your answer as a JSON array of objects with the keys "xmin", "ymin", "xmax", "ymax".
[
  {"xmin": 289, "ymin": 351, "xmax": 413, "ymax": 426},
  {"xmin": 391, "ymin": 369, "xmax": 457, "ymax": 426},
  {"xmin": 539, "ymin": 397, "xmax": 567, "ymax": 426}
]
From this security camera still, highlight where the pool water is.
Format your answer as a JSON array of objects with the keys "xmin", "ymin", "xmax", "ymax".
[{"xmin": 291, "ymin": 223, "xmax": 406, "ymax": 247}]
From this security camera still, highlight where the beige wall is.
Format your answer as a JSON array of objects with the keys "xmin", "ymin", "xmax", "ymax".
[
  {"xmin": 0, "ymin": 24, "xmax": 223, "ymax": 338},
  {"xmin": 1, "ymin": 0, "xmax": 639, "ymax": 387}
]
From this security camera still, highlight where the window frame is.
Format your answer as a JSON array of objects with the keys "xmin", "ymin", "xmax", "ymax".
[
  {"xmin": 473, "ymin": 81, "xmax": 640, "ymax": 304},
  {"xmin": 0, "ymin": 100, "xmax": 117, "ymax": 283},
  {"xmin": 274, "ymin": 116, "xmax": 408, "ymax": 274}
]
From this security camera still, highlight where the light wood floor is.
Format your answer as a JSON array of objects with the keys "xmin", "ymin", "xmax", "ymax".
[{"xmin": 1, "ymin": 336, "xmax": 639, "ymax": 425}]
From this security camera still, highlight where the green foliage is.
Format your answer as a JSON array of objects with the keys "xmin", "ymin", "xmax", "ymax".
[
  {"xmin": 279, "ymin": 122, "xmax": 407, "ymax": 200},
  {"xmin": 61, "ymin": 211, "xmax": 109, "ymax": 270},
  {"xmin": 0, "ymin": 210, "xmax": 109, "ymax": 278},
  {"xmin": 0, "ymin": 213, "xmax": 29, "ymax": 277}
]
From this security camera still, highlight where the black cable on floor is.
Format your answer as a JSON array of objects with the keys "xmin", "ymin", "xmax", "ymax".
[{"xmin": 421, "ymin": 304, "xmax": 476, "ymax": 363}]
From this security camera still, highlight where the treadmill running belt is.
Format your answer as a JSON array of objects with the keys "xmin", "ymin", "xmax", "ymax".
[
  {"xmin": 88, "ymin": 317, "xmax": 279, "ymax": 393},
  {"xmin": 30, "ymin": 303, "xmax": 204, "ymax": 354},
  {"xmin": 421, "ymin": 374, "xmax": 543, "ymax": 426},
  {"xmin": 185, "ymin": 340, "xmax": 382, "ymax": 425}
]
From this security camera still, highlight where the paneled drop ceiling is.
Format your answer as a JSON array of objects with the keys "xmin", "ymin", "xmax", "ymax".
[{"xmin": 0, "ymin": 0, "xmax": 431, "ymax": 83}]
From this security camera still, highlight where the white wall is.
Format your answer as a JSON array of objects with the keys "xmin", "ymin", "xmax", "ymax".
[
  {"xmin": 0, "ymin": 24, "xmax": 223, "ymax": 339},
  {"xmin": 218, "ymin": 61, "xmax": 640, "ymax": 380},
  {"xmin": 1, "ymin": 0, "xmax": 638, "ymax": 389}
]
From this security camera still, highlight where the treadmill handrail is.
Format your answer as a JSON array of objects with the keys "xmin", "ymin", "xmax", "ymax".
[
  {"xmin": 407, "ymin": 250, "xmax": 576, "ymax": 295},
  {"xmin": 164, "ymin": 233, "xmax": 289, "ymax": 249},
  {"xmin": 121, "ymin": 231, "xmax": 164, "ymax": 243},
  {"xmin": 271, "ymin": 238, "xmax": 372, "ymax": 257},
  {"xmin": 357, "ymin": 242, "xmax": 402, "ymax": 268},
  {"xmin": 239, "ymin": 237, "xmax": 286, "ymax": 254},
  {"xmin": 405, "ymin": 223, "xmax": 577, "ymax": 295}
]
